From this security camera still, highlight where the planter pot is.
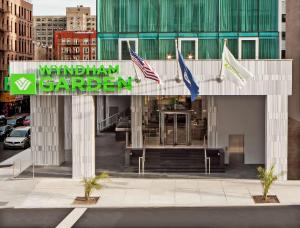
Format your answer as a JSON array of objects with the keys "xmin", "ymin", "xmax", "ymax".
[
  {"xmin": 73, "ymin": 197, "xmax": 100, "ymax": 205},
  {"xmin": 252, "ymin": 195, "xmax": 280, "ymax": 204}
]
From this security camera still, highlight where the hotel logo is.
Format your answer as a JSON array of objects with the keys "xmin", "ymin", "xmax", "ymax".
[{"xmin": 10, "ymin": 74, "xmax": 37, "ymax": 95}]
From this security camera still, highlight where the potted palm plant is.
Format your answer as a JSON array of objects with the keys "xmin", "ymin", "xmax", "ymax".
[
  {"xmin": 74, "ymin": 172, "xmax": 109, "ymax": 205},
  {"xmin": 252, "ymin": 165, "xmax": 280, "ymax": 203}
]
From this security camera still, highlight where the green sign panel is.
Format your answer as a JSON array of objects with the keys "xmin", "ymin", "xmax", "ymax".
[{"xmin": 5, "ymin": 64, "xmax": 133, "ymax": 95}]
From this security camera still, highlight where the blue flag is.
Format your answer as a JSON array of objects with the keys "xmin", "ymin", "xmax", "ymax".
[{"xmin": 177, "ymin": 50, "xmax": 199, "ymax": 102}]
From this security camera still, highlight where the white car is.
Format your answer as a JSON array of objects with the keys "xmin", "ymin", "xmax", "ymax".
[{"xmin": 4, "ymin": 127, "xmax": 31, "ymax": 149}]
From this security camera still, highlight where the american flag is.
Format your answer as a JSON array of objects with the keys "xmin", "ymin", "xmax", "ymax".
[{"xmin": 129, "ymin": 48, "xmax": 161, "ymax": 84}]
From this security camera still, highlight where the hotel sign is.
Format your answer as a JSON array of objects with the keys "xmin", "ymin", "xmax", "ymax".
[{"xmin": 4, "ymin": 64, "xmax": 133, "ymax": 95}]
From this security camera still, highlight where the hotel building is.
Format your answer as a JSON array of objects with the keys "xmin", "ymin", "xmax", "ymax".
[{"xmin": 9, "ymin": 0, "xmax": 294, "ymax": 180}]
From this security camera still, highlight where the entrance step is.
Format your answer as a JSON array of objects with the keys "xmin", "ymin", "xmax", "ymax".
[{"xmin": 130, "ymin": 148, "xmax": 225, "ymax": 173}]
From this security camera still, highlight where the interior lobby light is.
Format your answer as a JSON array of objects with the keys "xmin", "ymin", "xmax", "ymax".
[
  {"xmin": 166, "ymin": 54, "xmax": 172, "ymax": 60},
  {"xmin": 188, "ymin": 54, "xmax": 193, "ymax": 59}
]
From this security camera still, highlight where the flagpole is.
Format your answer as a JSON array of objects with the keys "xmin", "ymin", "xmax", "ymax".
[
  {"xmin": 175, "ymin": 38, "xmax": 181, "ymax": 83},
  {"xmin": 218, "ymin": 39, "xmax": 228, "ymax": 82},
  {"xmin": 127, "ymin": 41, "xmax": 141, "ymax": 83}
]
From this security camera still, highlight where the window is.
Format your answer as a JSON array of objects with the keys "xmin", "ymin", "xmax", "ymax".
[
  {"xmin": 83, "ymin": 47, "xmax": 89, "ymax": 54},
  {"xmin": 178, "ymin": 38, "xmax": 198, "ymax": 60},
  {"xmin": 83, "ymin": 39, "xmax": 89, "ymax": 45},
  {"xmin": 118, "ymin": 38, "xmax": 138, "ymax": 60},
  {"xmin": 282, "ymin": 14, "xmax": 286, "ymax": 23},
  {"xmin": 238, "ymin": 38, "xmax": 259, "ymax": 60}
]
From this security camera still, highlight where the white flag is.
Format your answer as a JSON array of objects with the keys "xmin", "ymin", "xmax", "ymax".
[{"xmin": 221, "ymin": 43, "xmax": 254, "ymax": 88}]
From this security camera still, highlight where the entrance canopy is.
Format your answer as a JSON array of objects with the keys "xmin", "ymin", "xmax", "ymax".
[{"xmin": 8, "ymin": 60, "xmax": 292, "ymax": 96}]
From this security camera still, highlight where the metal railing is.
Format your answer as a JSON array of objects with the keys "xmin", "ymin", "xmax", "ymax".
[
  {"xmin": 97, "ymin": 109, "xmax": 129, "ymax": 133},
  {"xmin": 138, "ymin": 148, "xmax": 146, "ymax": 175}
]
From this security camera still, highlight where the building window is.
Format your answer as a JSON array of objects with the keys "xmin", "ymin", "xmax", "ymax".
[
  {"xmin": 83, "ymin": 47, "xmax": 89, "ymax": 54},
  {"xmin": 282, "ymin": 14, "xmax": 286, "ymax": 23},
  {"xmin": 178, "ymin": 38, "xmax": 198, "ymax": 60},
  {"xmin": 238, "ymin": 38, "xmax": 259, "ymax": 60},
  {"xmin": 66, "ymin": 39, "xmax": 71, "ymax": 45},
  {"xmin": 83, "ymin": 39, "xmax": 89, "ymax": 45},
  {"xmin": 118, "ymin": 38, "xmax": 138, "ymax": 60},
  {"xmin": 83, "ymin": 55, "xmax": 89, "ymax": 60}
]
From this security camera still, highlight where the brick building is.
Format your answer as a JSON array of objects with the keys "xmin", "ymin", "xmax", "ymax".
[
  {"xmin": 54, "ymin": 30, "xmax": 96, "ymax": 60},
  {"xmin": 0, "ymin": 0, "xmax": 33, "ymax": 115},
  {"xmin": 33, "ymin": 6, "xmax": 96, "ymax": 48}
]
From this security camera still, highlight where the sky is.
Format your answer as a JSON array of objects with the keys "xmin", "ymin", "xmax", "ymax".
[{"xmin": 31, "ymin": 0, "xmax": 96, "ymax": 16}]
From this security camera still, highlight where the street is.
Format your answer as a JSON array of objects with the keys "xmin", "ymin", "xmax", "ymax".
[
  {"xmin": 0, "ymin": 142, "xmax": 23, "ymax": 163},
  {"xmin": 0, "ymin": 206, "xmax": 300, "ymax": 228}
]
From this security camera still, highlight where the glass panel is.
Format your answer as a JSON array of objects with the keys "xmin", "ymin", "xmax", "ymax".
[
  {"xmin": 199, "ymin": 39, "xmax": 219, "ymax": 59},
  {"xmin": 181, "ymin": 40, "xmax": 196, "ymax": 59},
  {"xmin": 198, "ymin": 0, "xmax": 218, "ymax": 32},
  {"xmin": 220, "ymin": 0, "xmax": 238, "ymax": 32},
  {"xmin": 242, "ymin": 40, "xmax": 256, "ymax": 59},
  {"xmin": 178, "ymin": 0, "xmax": 198, "ymax": 32},
  {"xmin": 98, "ymin": 39, "xmax": 118, "ymax": 60},
  {"xmin": 240, "ymin": 0, "xmax": 258, "ymax": 32},
  {"xmin": 98, "ymin": 0, "xmax": 119, "ymax": 33},
  {"xmin": 121, "ymin": 40, "xmax": 136, "ymax": 60},
  {"xmin": 259, "ymin": 0, "xmax": 278, "ymax": 31},
  {"xmin": 139, "ymin": 39, "xmax": 159, "ymax": 60},
  {"xmin": 139, "ymin": 0, "xmax": 159, "ymax": 32},
  {"xmin": 159, "ymin": 0, "xmax": 178, "ymax": 32},
  {"xmin": 159, "ymin": 39, "xmax": 176, "ymax": 60},
  {"xmin": 259, "ymin": 38, "xmax": 279, "ymax": 59},
  {"xmin": 119, "ymin": 0, "xmax": 139, "ymax": 32}
]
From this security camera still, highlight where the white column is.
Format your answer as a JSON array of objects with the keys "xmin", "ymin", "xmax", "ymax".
[
  {"xmin": 265, "ymin": 95, "xmax": 288, "ymax": 180},
  {"xmin": 207, "ymin": 96, "xmax": 217, "ymax": 147},
  {"xmin": 64, "ymin": 96, "xmax": 72, "ymax": 151},
  {"xmin": 72, "ymin": 96, "xmax": 95, "ymax": 179},
  {"xmin": 96, "ymin": 96, "xmax": 105, "ymax": 132},
  {"xmin": 30, "ymin": 96, "xmax": 65, "ymax": 165},
  {"xmin": 131, "ymin": 96, "xmax": 143, "ymax": 148}
]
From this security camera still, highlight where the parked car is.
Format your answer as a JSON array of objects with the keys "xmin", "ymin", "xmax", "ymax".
[
  {"xmin": 23, "ymin": 116, "xmax": 30, "ymax": 126},
  {"xmin": 0, "ymin": 115, "xmax": 7, "ymax": 126},
  {"xmin": 4, "ymin": 127, "xmax": 31, "ymax": 149},
  {"xmin": 7, "ymin": 116, "xmax": 26, "ymax": 127},
  {"xmin": 0, "ymin": 125, "xmax": 13, "ymax": 142}
]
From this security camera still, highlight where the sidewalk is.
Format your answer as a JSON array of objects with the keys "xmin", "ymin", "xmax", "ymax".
[{"xmin": 1, "ymin": 178, "xmax": 300, "ymax": 208}]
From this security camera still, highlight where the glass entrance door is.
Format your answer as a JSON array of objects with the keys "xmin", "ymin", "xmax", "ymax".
[{"xmin": 159, "ymin": 111, "xmax": 191, "ymax": 146}]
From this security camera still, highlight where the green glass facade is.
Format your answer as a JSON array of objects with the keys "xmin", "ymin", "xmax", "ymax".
[{"xmin": 97, "ymin": 0, "xmax": 279, "ymax": 60}]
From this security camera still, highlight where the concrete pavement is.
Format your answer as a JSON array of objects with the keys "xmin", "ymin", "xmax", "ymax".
[{"xmin": 1, "ymin": 178, "xmax": 300, "ymax": 208}]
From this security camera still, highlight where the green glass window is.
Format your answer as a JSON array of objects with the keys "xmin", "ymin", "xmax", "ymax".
[
  {"xmin": 220, "ymin": 0, "xmax": 238, "ymax": 32},
  {"xmin": 240, "ymin": 0, "xmax": 258, "ymax": 32},
  {"xmin": 159, "ymin": 0, "xmax": 178, "ymax": 32},
  {"xmin": 119, "ymin": 0, "xmax": 139, "ymax": 32},
  {"xmin": 199, "ymin": 39, "xmax": 219, "ymax": 59},
  {"xmin": 259, "ymin": 38, "xmax": 279, "ymax": 59},
  {"xmin": 139, "ymin": 39, "xmax": 159, "ymax": 60},
  {"xmin": 181, "ymin": 40, "xmax": 196, "ymax": 59},
  {"xmin": 259, "ymin": 0, "xmax": 278, "ymax": 31},
  {"xmin": 198, "ymin": 0, "xmax": 218, "ymax": 32},
  {"xmin": 178, "ymin": 0, "xmax": 198, "ymax": 32},
  {"xmin": 139, "ymin": 0, "xmax": 159, "ymax": 32},
  {"xmin": 241, "ymin": 40, "xmax": 256, "ymax": 59},
  {"xmin": 98, "ymin": 39, "xmax": 118, "ymax": 60},
  {"xmin": 159, "ymin": 39, "xmax": 176, "ymax": 60},
  {"xmin": 98, "ymin": 0, "xmax": 119, "ymax": 33}
]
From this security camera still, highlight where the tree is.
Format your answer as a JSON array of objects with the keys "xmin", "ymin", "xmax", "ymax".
[
  {"xmin": 257, "ymin": 165, "xmax": 278, "ymax": 201},
  {"xmin": 82, "ymin": 172, "xmax": 109, "ymax": 201}
]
